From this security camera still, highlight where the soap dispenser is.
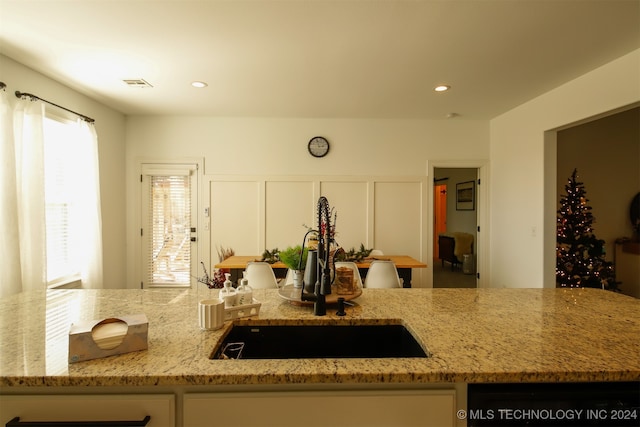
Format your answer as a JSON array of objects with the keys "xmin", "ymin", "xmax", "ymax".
[
  {"xmin": 236, "ymin": 271, "xmax": 253, "ymax": 306},
  {"xmin": 219, "ymin": 273, "xmax": 237, "ymax": 308}
]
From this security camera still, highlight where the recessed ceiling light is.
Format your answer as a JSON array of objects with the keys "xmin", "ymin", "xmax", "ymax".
[
  {"xmin": 191, "ymin": 81, "xmax": 208, "ymax": 88},
  {"xmin": 434, "ymin": 85, "xmax": 450, "ymax": 92}
]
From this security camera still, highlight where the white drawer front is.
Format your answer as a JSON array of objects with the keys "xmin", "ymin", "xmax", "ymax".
[
  {"xmin": 0, "ymin": 394, "xmax": 175, "ymax": 427},
  {"xmin": 184, "ymin": 389, "xmax": 455, "ymax": 427}
]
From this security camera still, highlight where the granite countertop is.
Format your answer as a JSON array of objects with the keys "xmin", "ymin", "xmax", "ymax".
[{"xmin": 1, "ymin": 287, "xmax": 638, "ymax": 388}]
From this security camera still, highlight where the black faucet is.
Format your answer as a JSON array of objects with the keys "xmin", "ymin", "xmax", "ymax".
[{"xmin": 301, "ymin": 196, "xmax": 333, "ymax": 315}]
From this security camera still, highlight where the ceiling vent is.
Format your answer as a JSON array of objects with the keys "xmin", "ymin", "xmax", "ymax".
[{"xmin": 122, "ymin": 79, "xmax": 153, "ymax": 88}]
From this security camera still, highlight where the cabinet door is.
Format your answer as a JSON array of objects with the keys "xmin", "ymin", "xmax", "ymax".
[
  {"xmin": 184, "ymin": 390, "xmax": 455, "ymax": 427},
  {"xmin": 0, "ymin": 394, "xmax": 175, "ymax": 427}
]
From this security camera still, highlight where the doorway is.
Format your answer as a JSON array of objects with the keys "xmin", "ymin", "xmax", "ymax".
[
  {"xmin": 432, "ymin": 167, "xmax": 478, "ymax": 288},
  {"xmin": 140, "ymin": 163, "xmax": 199, "ymax": 288},
  {"xmin": 433, "ymin": 181, "xmax": 448, "ymax": 258}
]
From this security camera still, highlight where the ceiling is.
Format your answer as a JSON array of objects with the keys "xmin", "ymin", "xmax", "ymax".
[{"xmin": 1, "ymin": 0, "xmax": 638, "ymax": 120}]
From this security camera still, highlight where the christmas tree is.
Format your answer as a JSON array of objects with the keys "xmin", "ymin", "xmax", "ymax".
[{"xmin": 556, "ymin": 169, "xmax": 618, "ymax": 291}]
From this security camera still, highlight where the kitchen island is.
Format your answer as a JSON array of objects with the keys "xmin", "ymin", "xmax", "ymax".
[{"xmin": 1, "ymin": 288, "xmax": 638, "ymax": 426}]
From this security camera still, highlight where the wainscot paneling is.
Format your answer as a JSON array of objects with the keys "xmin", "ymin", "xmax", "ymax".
[
  {"xmin": 265, "ymin": 180, "xmax": 316, "ymax": 249},
  {"xmin": 210, "ymin": 180, "xmax": 262, "ymax": 256},
  {"xmin": 320, "ymin": 181, "xmax": 369, "ymax": 251},
  {"xmin": 374, "ymin": 181, "xmax": 423, "ymax": 256},
  {"xmin": 206, "ymin": 175, "xmax": 428, "ymax": 286}
]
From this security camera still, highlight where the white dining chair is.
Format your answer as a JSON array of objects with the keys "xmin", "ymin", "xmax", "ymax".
[
  {"xmin": 369, "ymin": 249, "xmax": 384, "ymax": 256},
  {"xmin": 334, "ymin": 261, "xmax": 363, "ymax": 292},
  {"xmin": 364, "ymin": 260, "xmax": 402, "ymax": 288},
  {"xmin": 245, "ymin": 261, "xmax": 279, "ymax": 289}
]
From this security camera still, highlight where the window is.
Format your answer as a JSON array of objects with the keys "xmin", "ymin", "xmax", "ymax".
[{"xmin": 43, "ymin": 115, "xmax": 83, "ymax": 285}]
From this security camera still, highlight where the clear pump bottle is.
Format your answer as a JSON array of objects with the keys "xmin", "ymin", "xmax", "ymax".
[
  {"xmin": 219, "ymin": 273, "xmax": 237, "ymax": 308},
  {"xmin": 236, "ymin": 271, "xmax": 253, "ymax": 306}
]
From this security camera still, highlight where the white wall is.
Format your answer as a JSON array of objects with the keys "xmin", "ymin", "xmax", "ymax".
[
  {"xmin": 0, "ymin": 55, "xmax": 128, "ymax": 289},
  {"xmin": 125, "ymin": 117, "xmax": 489, "ymax": 287},
  {"xmin": 125, "ymin": 117, "xmax": 488, "ymax": 176},
  {"xmin": 489, "ymin": 49, "xmax": 640, "ymax": 288}
]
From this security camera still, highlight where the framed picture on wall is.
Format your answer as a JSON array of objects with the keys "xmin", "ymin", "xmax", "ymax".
[{"xmin": 456, "ymin": 180, "xmax": 475, "ymax": 211}]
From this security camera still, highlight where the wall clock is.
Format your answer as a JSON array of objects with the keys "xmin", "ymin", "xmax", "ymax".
[{"xmin": 308, "ymin": 136, "xmax": 330, "ymax": 158}]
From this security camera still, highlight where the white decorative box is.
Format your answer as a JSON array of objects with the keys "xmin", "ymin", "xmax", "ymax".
[
  {"xmin": 68, "ymin": 314, "xmax": 148, "ymax": 363},
  {"xmin": 224, "ymin": 299, "xmax": 261, "ymax": 320}
]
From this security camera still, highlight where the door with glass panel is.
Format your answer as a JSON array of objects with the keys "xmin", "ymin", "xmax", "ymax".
[{"xmin": 141, "ymin": 164, "xmax": 198, "ymax": 288}]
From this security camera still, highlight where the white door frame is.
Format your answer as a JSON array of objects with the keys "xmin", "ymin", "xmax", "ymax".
[
  {"xmin": 132, "ymin": 158, "xmax": 204, "ymax": 289},
  {"xmin": 427, "ymin": 160, "xmax": 489, "ymax": 288}
]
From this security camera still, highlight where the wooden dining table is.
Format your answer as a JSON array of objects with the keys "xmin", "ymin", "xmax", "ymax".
[{"xmin": 215, "ymin": 255, "xmax": 427, "ymax": 288}]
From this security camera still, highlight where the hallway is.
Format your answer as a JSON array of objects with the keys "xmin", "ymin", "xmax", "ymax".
[{"xmin": 432, "ymin": 259, "xmax": 476, "ymax": 288}]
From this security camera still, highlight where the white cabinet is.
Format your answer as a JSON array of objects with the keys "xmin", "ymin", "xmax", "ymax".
[
  {"xmin": 0, "ymin": 394, "xmax": 175, "ymax": 427},
  {"xmin": 183, "ymin": 389, "xmax": 456, "ymax": 427}
]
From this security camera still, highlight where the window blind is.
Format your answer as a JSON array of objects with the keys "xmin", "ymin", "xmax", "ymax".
[
  {"xmin": 147, "ymin": 174, "xmax": 191, "ymax": 286},
  {"xmin": 43, "ymin": 117, "xmax": 80, "ymax": 283}
]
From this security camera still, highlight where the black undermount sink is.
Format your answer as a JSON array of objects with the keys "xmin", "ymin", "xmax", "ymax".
[{"xmin": 212, "ymin": 323, "xmax": 429, "ymax": 359}]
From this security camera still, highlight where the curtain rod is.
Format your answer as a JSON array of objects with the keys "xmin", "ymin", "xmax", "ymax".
[{"xmin": 15, "ymin": 90, "xmax": 95, "ymax": 123}]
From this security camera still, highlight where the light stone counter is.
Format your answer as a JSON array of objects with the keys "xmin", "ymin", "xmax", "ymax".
[{"xmin": 0, "ymin": 288, "xmax": 638, "ymax": 388}]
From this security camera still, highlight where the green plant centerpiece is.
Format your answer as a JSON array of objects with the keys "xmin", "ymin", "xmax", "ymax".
[
  {"xmin": 278, "ymin": 245, "xmax": 309, "ymax": 270},
  {"xmin": 278, "ymin": 245, "xmax": 309, "ymax": 288}
]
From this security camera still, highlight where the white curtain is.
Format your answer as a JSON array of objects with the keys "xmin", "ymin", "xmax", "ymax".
[
  {"xmin": 0, "ymin": 90, "xmax": 24, "ymax": 297},
  {"xmin": 0, "ymin": 95, "xmax": 103, "ymax": 297},
  {"xmin": 75, "ymin": 120, "xmax": 103, "ymax": 288},
  {"xmin": 11, "ymin": 98, "xmax": 47, "ymax": 295}
]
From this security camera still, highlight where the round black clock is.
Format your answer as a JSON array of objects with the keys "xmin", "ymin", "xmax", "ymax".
[{"xmin": 308, "ymin": 136, "xmax": 330, "ymax": 158}]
